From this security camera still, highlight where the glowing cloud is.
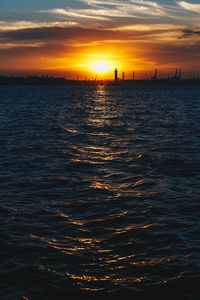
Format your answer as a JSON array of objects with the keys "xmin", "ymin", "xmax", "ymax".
[{"xmin": 178, "ymin": 1, "xmax": 200, "ymax": 13}]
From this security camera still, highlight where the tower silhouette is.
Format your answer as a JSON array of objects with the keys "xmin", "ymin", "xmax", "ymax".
[{"xmin": 115, "ymin": 69, "xmax": 118, "ymax": 82}]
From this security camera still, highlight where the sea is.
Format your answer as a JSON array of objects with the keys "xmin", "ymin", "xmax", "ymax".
[{"xmin": 0, "ymin": 84, "xmax": 200, "ymax": 300}]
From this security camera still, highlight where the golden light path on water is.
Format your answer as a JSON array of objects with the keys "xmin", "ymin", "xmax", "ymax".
[{"xmin": 29, "ymin": 85, "xmax": 166, "ymax": 293}]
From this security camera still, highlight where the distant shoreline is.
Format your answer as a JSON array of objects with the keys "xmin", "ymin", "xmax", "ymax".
[{"xmin": 0, "ymin": 76, "xmax": 200, "ymax": 86}]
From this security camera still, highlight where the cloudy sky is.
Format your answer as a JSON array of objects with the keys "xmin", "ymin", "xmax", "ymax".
[{"xmin": 0, "ymin": 0, "xmax": 200, "ymax": 78}]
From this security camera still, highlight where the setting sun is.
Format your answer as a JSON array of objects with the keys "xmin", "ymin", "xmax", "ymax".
[
  {"xmin": 73, "ymin": 53, "xmax": 124, "ymax": 79},
  {"xmin": 93, "ymin": 60, "xmax": 110, "ymax": 73}
]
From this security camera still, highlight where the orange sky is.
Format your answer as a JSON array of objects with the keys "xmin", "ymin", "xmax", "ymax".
[{"xmin": 0, "ymin": 0, "xmax": 200, "ymax": 79}]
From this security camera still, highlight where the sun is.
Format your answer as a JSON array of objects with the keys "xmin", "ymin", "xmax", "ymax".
[
  {"xmin": 82, "ymin": 54, "xmax": 121, "ymax": 78},
  {"xmin": 93, "ymin": 60, "xmax": 110, "ymax": 73}
]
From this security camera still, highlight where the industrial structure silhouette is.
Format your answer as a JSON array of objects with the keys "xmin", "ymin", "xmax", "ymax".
[{"xmin": 0, "ymin": 68, "xmax": 198, "ymax": 85}]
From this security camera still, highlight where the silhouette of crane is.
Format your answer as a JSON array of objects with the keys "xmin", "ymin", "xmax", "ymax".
[{"xmin": 151, "ymin": 69, "xmax": 158, "ymax": 80}]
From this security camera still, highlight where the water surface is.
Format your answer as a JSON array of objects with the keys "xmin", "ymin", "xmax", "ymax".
[{"xmin": 0, "ymin": 84, "xmax": 200, "ymax": 300}]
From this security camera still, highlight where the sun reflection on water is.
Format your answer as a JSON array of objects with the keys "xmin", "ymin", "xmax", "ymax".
[{"xmin": 42, "ymin": 85, "xmax": 162, "ymax": 293}]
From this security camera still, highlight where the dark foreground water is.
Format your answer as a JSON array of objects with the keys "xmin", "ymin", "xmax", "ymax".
[{"xmin": 0, "ymin": 84, "xmax": 200, "ymax": 300}]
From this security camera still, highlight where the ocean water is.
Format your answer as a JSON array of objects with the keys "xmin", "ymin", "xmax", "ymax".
[{"xmin": 0, "ymin": 84, "xmax": 200, "ymax": 300}]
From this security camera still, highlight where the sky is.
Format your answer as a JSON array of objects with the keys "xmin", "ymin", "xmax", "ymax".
[{"xmin": 0, "ymin": 0, "xmax": 200, "ymax": 79}]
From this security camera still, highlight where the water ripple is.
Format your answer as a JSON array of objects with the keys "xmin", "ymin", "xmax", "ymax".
[{"xmin": 0, "ymin": 84, "xmax": 200, "ymax": 299}]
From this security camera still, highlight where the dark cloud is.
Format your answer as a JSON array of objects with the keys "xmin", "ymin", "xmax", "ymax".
[
  {"xmin": 0, "ymin": 25, "xmax": 178, "ymax": 60},
  {"xmin": 0, "ymin": 25, "xmax": 179, "ymax": 44},
  {"xmin": 0, "ymin": 26, "xmax": 120, "ymax": 42},
  {"xmin": 179, "ymin": 29, "xmax": 200, "ymax": 39},
  {"xmin": 0, "ymin": 43, "xmax": 69, "ymax": 57}
]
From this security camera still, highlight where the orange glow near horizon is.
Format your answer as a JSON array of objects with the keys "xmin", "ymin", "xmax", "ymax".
[{"xmin": 1, "ymin": 47, "xmax": 199, "ymax": 80}]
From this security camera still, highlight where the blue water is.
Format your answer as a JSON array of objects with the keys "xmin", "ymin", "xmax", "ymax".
[{"xmin": 0, "ymin": 84, "xmax": 200, "ymax": 300}]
